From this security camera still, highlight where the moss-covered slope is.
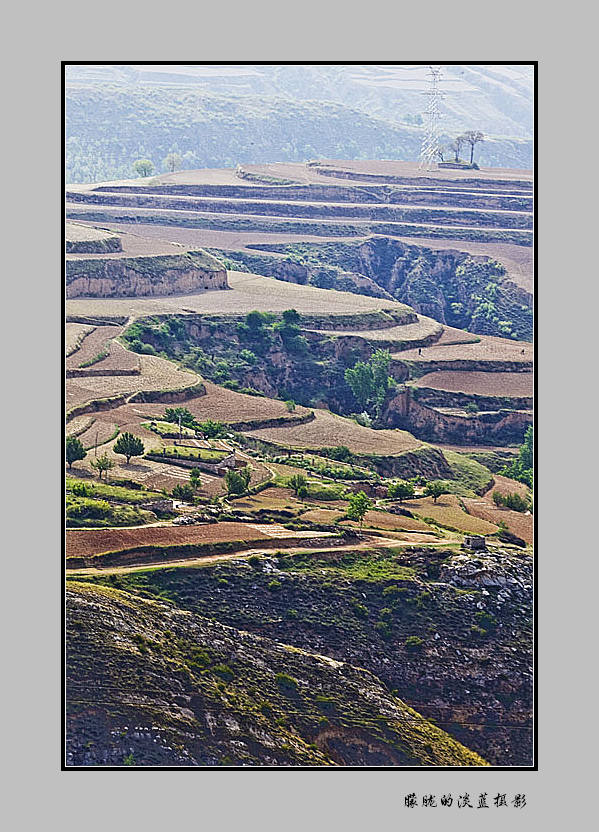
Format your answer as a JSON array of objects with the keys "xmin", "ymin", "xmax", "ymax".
[{"xmin": 66, "ymin": 581, "xmax": 487, "ymax": 767}]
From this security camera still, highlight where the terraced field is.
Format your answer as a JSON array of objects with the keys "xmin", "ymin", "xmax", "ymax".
[
  {"xmin": 404, "ymin": 494, "xmax": 500, "ymax": 535},
  {"xmin": 244, "ymin": 409, "xmax": 422, "ymax": 456},
  {"xmin": 66, "ymin": 353, "xmax": 200, "ymax": 411},
  {"xmin": 65, "ymin": 322, "xmax": 94, "ymax": 356},
  {"xmin": 414, "ymin": 370, "xmax": 534, "ymax": 398},
  {"xmin": 66, "ymin": 521, "xmax": 331, "ymax": 559},
  {"xmin": 395, "ymin": 335, "xmax": 533, "ymax": 365},
  {"xmin": 312, "ymin": 316, "xmax": 443, "ymax": 346}
]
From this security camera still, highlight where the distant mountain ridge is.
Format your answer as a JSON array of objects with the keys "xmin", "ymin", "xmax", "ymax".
[{"xmin": 65, "ymin": 64, "xmax": 534, "ymax": 183}]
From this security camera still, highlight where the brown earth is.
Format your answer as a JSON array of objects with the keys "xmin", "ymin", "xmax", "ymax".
[
  {"xmin": 463, "ymin": 498, "xmax": 533, "ymax": 544},
  {"xmin": 66, "ymin": 521, "xmax": 293, "ymax": 558},
  {"xmin": 66, "ymin": 325, "xmax": 124, "ymax": 368},
  {"xmin": 244, "ymin": 409, "xmax": 422, "ymax": 455},
  {"xmin": 395, "ymin": 334, "xmax": 533, "ymax": 364},
  {"xmin": 414, "ymin": 370, "xmax": 534, "ymax": 397},
  {"xmin": 66, "ymin": 354, "xmax": 200, "ymax": 411},
  {"xmin": 65, "ymin": 270, "xmax": 403, "ymax": 320}
]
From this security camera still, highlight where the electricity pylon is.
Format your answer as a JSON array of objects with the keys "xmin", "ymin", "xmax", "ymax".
[{"xmin": 419, "ymin": 65, "xmax": 444, "ymax": 170}]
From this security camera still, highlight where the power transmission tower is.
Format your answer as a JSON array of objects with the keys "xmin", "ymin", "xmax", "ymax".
[{"xmin": 419, "ymin": 65, "xmax": 444, "ymax": 170}]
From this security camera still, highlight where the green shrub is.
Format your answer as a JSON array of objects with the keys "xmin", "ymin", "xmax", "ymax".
[
  {"xmin": 351, "ymin": 601, "xmax": 369, "ymax": 619},
  {"xmin": 267, "ymin": 580, "xmax": 282, "ymax": 592},
  {"xmin": 189, "ymin": 648, "xmax": 211, "ymax": 669},
  {"xmin": 375, "ymin": 621, "xmax": 393, "ymax": 640},
  {"xmin": 275, "ymin": 673, "xmax": 300, "ymax": 695},
  {"xmin": 404, "ymin": 636, "xmax": 424, "ymax": 652},
  {"xmin": 212, "ymin": 664, "xmax": 235, "ymax": 682}
]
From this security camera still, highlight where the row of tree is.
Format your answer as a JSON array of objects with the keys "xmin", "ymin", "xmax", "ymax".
[
  {"xmin": 437, "ymin": 130, "xmax": 484, "ymax": 165},
  {"xmin": 66, "ymin": 433, "xmax": 145, "ymax": 473},
  {"xmin": 132, "ymin": 152, "xmax": 183, "ymax": 178}
]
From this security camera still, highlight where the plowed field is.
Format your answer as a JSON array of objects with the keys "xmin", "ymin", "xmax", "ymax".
[
  {"xmin": 395, "ymin": 334, "xmax": 533, "ymax": 363},
  {"xmin": 66, "ymin": 270, "xmax": 402, "ymax": 320},
  {"xmin": 414, "ymin": 371, "xmax": 534, "ymax": 397},
  {"xmin": 244, "ymin": 409, "xmax": 421, "ymax": 455},
  {"xmin": 66, "ymin": 354, "xmax": 199, "ymax": 410},
  {"xmin": 66, "ymin": 521, "xmax": 328, "ymax": 559}
]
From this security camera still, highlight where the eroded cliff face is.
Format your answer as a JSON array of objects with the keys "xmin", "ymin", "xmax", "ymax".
[
  {"xmin": 381, "ymin": 388, "xmax": 532, "ymax": 445},
  {"xmin": 66, "ymin": 258, "xmax": 228, "ymax": 298}
]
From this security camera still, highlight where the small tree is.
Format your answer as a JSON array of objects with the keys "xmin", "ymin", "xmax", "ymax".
[
  {"xmin": 90, "ymin": 453, "xmax": 115, "ymax": 481},
  {"xmin": 164, "ymin": 407, "xmax": 196, "ymax": 428},
  {"xmin": 424, "ymin": 480, "xmax": 447, "ymax": 503},
  {"xmin": 133, "ymin": 159, "xmax": 154, "ymax": 177},
  {"xmin": 388, "ymin": 480, "xmax": 415, "ymax": 502},
  {"xmin": 163, "ymin": 152, "xmax": 183, "ymax": 173},
  {"xmin": 288, "ymin": 473, "xmax": 308, "ymax": 497},
  {"xmin": 346, "ymin": 490, "xmax": 373, "ymax": 531},
  {"xmin": 66, "ymin": 436, "xmax": 86, "ymax": 469},
  {"xmin": 492, "ymin": 490, "xmax": 504, "ymax": 507},
  {"xmin": 113, "ymin": 432, "xmax": 145, "ymax": 464},
  {"xmin": 297, "ymin": 485, "xmax": 308, "ymax": 503},
  {"xmin": 450, "ymin": 135, "xmax": 467, "ymax": 162},
  {"xmin": 344, "ymin": 360, "xmax": 374, "ymax": 410},
  {"xmin": 189, "ymin": 468, "xmax": 202, "ymax": 490},
  {"xmin": 463, "ymin": 130, "xmax": 484, "ymax": 165},
  {"xmin": 199, "ymin": 419, "xmax": 226, "ymax": 438},
  {"xmin": 225, "ymin": 466, "xmax": 251, "ymax": 496},
  {"xmin": 172, "ymin": 483, "xmax": 194, "ymax": 502}
]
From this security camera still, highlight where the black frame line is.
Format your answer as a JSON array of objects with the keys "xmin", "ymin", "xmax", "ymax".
[{"xmin": 61, "ymin": 59, "xmax": 538, "ymax": 772}]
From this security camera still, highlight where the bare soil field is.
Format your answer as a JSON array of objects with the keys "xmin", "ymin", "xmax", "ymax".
[
  {"xmin": 486, "ymin": 474, "xmax": 531, "ymax": 499},
  {"xmin": 66, "ymin": 325, "xmax": 123, "ymax": 368},
  {"xmin": 65, "ymin": 270, "xmax": 403, "ymax": 320},
  {"xmin": 312, "ymin": 160, "xmax": 532, "ymax": 183},
  {"xmin": 66, "ymin": 521, "xmax": 326, "ymax": 559},
  {"xmin": 84, "ymin": 383, "xmax": 311, "ymax": 437},
  {"xmin": 404, "ymin": 494, "xmax": 499, "ymax": 535},
  {"xmin": 66, "ymin": 222, "xmax": 120, "ymax": 244},
  {"xmin": 66, "ymin": 354, "xmax": 199, "ymax": 411},
  {"xmin": 183, "ymin": 381, "xmax": 312, "ymax": 424},
  {"xmin": 433, "ymin": 326, "xmax": 482, "ymax": 346},
  {"xmin": 86, "ymin": 221, "xmax": 361, "ymax": 252},
  {"xmin": 414, "ymin": 370, "xmax": 534, "ymax": 397},
  {"xmin": 395, "ymin": 334, "xmax": 533, "ymax": 364},
  {"xmin": 300, "ymin": 507, "xmax": 430, "ymax": 533},
  {"xmin": 65, "ymin": 323, "xmax": 95, "ymax": 356},
  {"xmin": 77, "ymin": 420, "xmax": 119, "ymax": 450},
  {"xmin": 232, "ymin": 487, "xmax": 299, "ymax": 513},
  {"xmin": 66, "ymin": 227, "xmax": 196, "ymax": 260},
  {"xmin": 245, "ymin": 409, "xmax": 422, "ymax": 455}
]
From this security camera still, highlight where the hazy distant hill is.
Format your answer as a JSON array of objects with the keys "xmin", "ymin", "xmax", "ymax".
[{"xmin": 65, "ymin": 64, "xmax": 534, "ymax": 183}]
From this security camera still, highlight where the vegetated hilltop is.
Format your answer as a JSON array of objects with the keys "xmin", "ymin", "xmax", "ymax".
[
  {"xmin": 65, "ymin": 64, "xmax": 533, "ymax": 183},
  {"xmin": 66, "ymin": 580, "xmax": 488, "ymax": 767}
]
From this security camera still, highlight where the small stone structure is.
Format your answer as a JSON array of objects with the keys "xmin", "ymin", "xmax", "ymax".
[{"xmin": 462, "ymin": 534, "xmax": 487, "ymax": 552}]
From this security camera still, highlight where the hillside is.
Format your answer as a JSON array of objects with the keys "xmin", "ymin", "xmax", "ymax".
[
  {"xmin": 64, "ymin": 151, "xmax": 534, "ymax": 768},
  {"xmin": 66, "ymin": 581, "xmax": 488, "ymax": 767},
  {"xmin": 65, "ymin": 64, "xmax": 534, "ymax": 183}
]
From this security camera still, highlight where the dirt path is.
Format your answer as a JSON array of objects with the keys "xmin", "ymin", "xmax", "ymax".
[{"xmin": 66, "ymin": 533, "xmax": 460, "ymax": 577}]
